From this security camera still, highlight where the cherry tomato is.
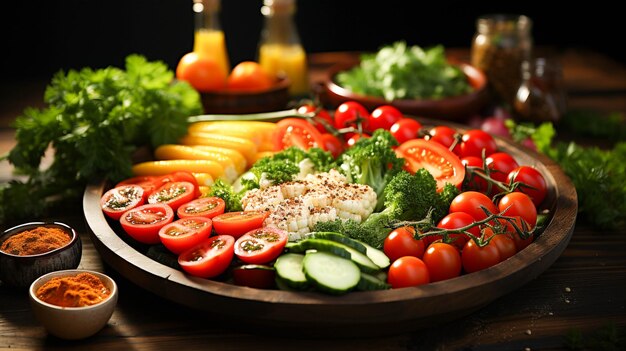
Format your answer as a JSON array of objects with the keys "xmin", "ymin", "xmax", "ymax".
[
  {"xmin": 320, "ymin": 133, "xmax": 344, "ymax": 158},
  {"xmin": 148, "ymin": 181, "xmax": 196, "ymax": 212},
  {"xmin": 389, "ymin": 118, "xmax": 422, "ymax": 144},
  {"xmin": 176, "ymin": 52, "xmax": 226, "ymax": 92},
  {"xmin": 498, "ymin": 192, "xmax": 537, "ymax": 228},
  {"xmin": 178, "ymin": 235, "xmax": 235, "ymax": 278},
  {"xmin": 158, "ymin": 217, "xmax": 213, "ymax": 254},
  {"xmin": 485, "ymin": 152, "xmax": 519, "ymax": 183},
  {"xmin": 226, "ymin": 61, "xmax": 273, "ymax": 92},
  {"xmin": 461, "ymin": 156, "xmax": 488, "ymax": 193},
  {"xmin": 462, "ymin": 238, "xmax": 501, "ymax": 273},
  {"xmin": 177, "ymin": 197, "xmax": 225, "ymax": 219},
  {"xmin": 507, "ymin": 166, "xmax": 547, "ymax": 206},
  {"xmin": 297, "ymin": 104, "xmax": 334, "ymax": 133},
  {"xmin": 346, "ymin": 133, "xmax": 370, "ymax": 147},
  {"xmin": 506, "ymin": 217, "xmax": 535, "ymax": 251},
  {"xmin": 212, "ymin": 211, "xmax": 269, "ymax": 238},
  {"xmin": 120, "ymin": 203, "xmax": 174, "ymax": 244},
  {"xmin": 115, "ymin": 176, "xmax": 159, "ymax": 200},
  {"xmin": 387, "ymin": 256, "xmax": 430, "ymax": 288},
  {"xmin": 427, "ymin": 125, "xmax": 460, "ymax": 154},
  {"xmin": 433, "ymin": 212, "xmax": 479, "ymax": 250},
  {"xmin": 333, "ymin": 101, "xmax": 370, "ymax": 131},
  {"xmin": 384, "ymin": 227, "xmax": 425, "ymax": 262},
  {"xmin": 367, "ymin": 105, "xmax": 403, "ymax": 132},
  {"xmin": 156, "ymin": 171, "xmax": 202, "ymax": 198},
  {"xmin": 273, "ymin": 118, "xmax": 324, "ymax": 151},
  {"xmin": 234, "ymin": 227, "xmax": 289, "ymax": 264},
  {"xmin": 232, "ymin": 264, "xmax": 276, "ymax": 289},
  {"xmin": 483, "ymin": 227, "xmax": 517, "ymax": 261},
  {"xmin": 460, "ymin": 130, "xmax": 498, "ymax": 158},
  {"xmin": 449, "ymin": 191, "xmax": 498, "ymax": 221},
  {"xmin": 422, "ymin": 242, "xmax": 462, "ymax": 282},
  {"xmin": 395, "ymin": 139, "xmax": 465, "ymax": 191},
  {"xmin": 101, "ymin": 184, "xmax": 145, "ymax": 221}
]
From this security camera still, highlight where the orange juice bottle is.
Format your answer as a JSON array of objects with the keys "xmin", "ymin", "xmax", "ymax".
[
  {"xmin": 193, "ymin": 0, "xmax": 230, "ymax": 80},
  {"xmin": 258, "ymin": 0, "xmax": 309, "ymax": 96}
]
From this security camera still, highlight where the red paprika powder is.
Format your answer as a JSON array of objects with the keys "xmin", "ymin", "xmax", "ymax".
[
  {"xmin": 36, "ymin": 272, "xmax": 111, "ymax": 308},
  {"xmin": 0, "ymin": 226, "xmax": 70, "ymax": 256}
]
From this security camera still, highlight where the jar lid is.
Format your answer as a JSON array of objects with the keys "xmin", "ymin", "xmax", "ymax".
[
  {"xmin": 477, "ymin": 14, "xmax": 532, "ymax": 34},
  {"xmin": 262, "ymin": 0, "xmax": 296, "ymax": 16}
]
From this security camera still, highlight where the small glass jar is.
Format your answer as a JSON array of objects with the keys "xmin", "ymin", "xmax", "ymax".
[
  {"xmin": 513, "ymin": 58, "xmax": 567, "ymax": 123},
  {"xmin": 471, "ymin": 14, "xmax": 533, "ymax": 107},
  {"xmin": 193, "ymin": 0, "xmax": 230, "ymax": 79}
]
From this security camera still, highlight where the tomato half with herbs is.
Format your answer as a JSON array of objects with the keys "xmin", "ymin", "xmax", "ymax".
[
  {"xmin": 156, "ymin": 171, "xmax": 202, "ymax": 198},
  {"xmin": 115, "ymin": 176, "xmax": 159, "ymax": 200},
  {"xmin": 177, "ymin": 197, "xmax": 225, "ymax": 219},
  {"xmin": 178, "ymin": 235, "xmax": 235, "ymax": 278},
  {"xmin": 158, "ymin": 217, "xmax": 213, "ymax": 255},
  {"xmin": 396, "ymin": 139, "xmax": 465, "ymax": 191},
  {"xmin": 367, "ymin": 105, "xmax": 403, "ymax": 132},
  {"xmin": 387, "ymin": 256, "xmax": 430, "ymax": 288},
  {"xmin": 148, "ymin": 181, "xmax": 196, "ymax": 212},
  {"xmin": 234, "ymin": 227, "xmax": 289, "ymax": 264},
  {"xmin": 120, "ymin": 203, "xmax": 174, "ymax": 244},
  {"xmin": 422, "ymin": 242, "xmax": 462, "ymax": 282},
  {"xmin": 212, "ymin": 211, "xmax": 269, "ymax": 238},
  {"xmin": 274, "ymin": 118, "xmax": 325, "ymax": 151},
  {"xmin": 384, "ymin": 226, "xmax": 425, "ymax": 262},
  {"xmin": 232, "ymin": 264, "xmax": 276, "ymax": 289},
  {"xmin": 101, "ymin": 184, "xmax": 145, "ymax": 220},
  {"xmin": 507, "ymin": 166, "xmax": 547, "ymax": 206},
  {"xmin": 389, "ymin": 118, "xmax": 422, "ymax": 144},
  {"xmin": 461, "ymin": 238, "xmax": 502, "ymax": 273},
  {"xmin": 333, "ymin": 101, "xmax": 370, "ymax": 131}
]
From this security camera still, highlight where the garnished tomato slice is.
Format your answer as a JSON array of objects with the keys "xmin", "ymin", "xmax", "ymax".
[
  {"xmin": 177, "ymin": 197, "xmax": 225, "ymax": 219},
  {"xmin": 115, "ymin": 176, "xmax": 159, "ymax": 200},
  {"xmin": 155, "ymin": 171, "xmax": 201, "ymax": 198},
  {"xmin": 178, "ymin": 235, "xmax": 235, "ymax": 278},
  {"xmin": 234, "ymin": 227, "xmax": 289, "ymax": 264},
  {"xmin": 212, "ymin": 211, "xmax": 269, "ymax": 238},
  {"xmin": 273, "ymin": 118, "xmax": 325, "ymax": 151},
  {"xmin": 395, "ymin": 139, "xmax": 465, "ymax": 192},
  {"xmin": 120, "ymin": 203, "xmax": 174, "ymax": 244},
  {"xmin": 148, "ymin": 181, "xmax": 196, "ymax": 212},
  {"xmin": 101, "ymin": 184, "xmax": 145, "ymax": 220},
  {"xmin": 158, "ymin": 217, "xmax": 213, "ymax": 254}
]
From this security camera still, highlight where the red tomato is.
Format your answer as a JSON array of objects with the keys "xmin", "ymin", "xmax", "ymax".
[
  {"xmin": 148, "ymin": 181, "xmax": 196, "ymax": 212},
  {"xmin": 212, "ymin": 211, "xmax": 269, "ymax": 238},
  {"xmin": 506, "ymin": 217, "xmax": 535, "ymax": 251},
  {"xmin": 120, "ymin": 203, "xmax": 175, "ymax": 244},
  {"xmin": 177, "ymin": 197, "xmax": 225, "ymax": 219},
  {"xmin": 384, "ymin": 227, "xmax": 425, "ymax": 262},
  {"xmin": 115, "ymin": 176, "xmax": 159, "ymax": 200},
  {"xmin": 297, "ymin": 104, "xmax": 334, "ymax": 133},
  {"xmin": 427, "ymin": 125, "xmax": 459, "ymax": 151},
  {"xmin": 226, "ymin": 61, "xmax": 273, "ymax": 92},
  {"xmin": 158, "ymin": 217, "xmax": 213, "ymax": 254},
  {"xmin": 483, "ymin": 227, "xmax": 517, "ymax": 261},
  {"xmin": 422, "ymin": 242, "xmax": 462, "ymax": 282},
  {"xmin": 367, "ymin": 105, "xmax": 404, "ymax": 132},
  {"xmin": 395, "ymin": 139, "xmax": 465, "ymax": 191},
  {"xmin": 176, "ymin": 52, "xmax": 226, "ymax": 92},
  {"xmin": 460, "ymin": 130, "xmax": 498, "ymax": 158},
  {"xmin": 485, "ymin": 152, "xmax": 520, "ymax": 184},
  {"xmin": 101, "ymin": 184, "xmax": 145, "ymax": 221},
  {"xmin": 334, "ymin": 101, "xmax": 370, "ymax": 131},
  {"xmin": 232, "ymin": 264, "xmax": 276, "ymax": 289},
  {"xmin": 156, "ymin": 171, "xmax": 202, "ymax": 198},
  {"xmin": 449, "ymin": 191, "xmax": 498, "ymax": 221},
  {"xmin": 389, "ymin": 118, "xmax": 422, "ymax": 144},
  {"xmin": 387, "ymin": 256, "xmax": 430, "ymax": 288},
  {"xmin": 433, "ymin": 212, "xmax": 479, "ymax": 250},
  {"xmin": 234, "ymin": 227, "xmax": 289, "ymax": 264},
  {"xmin": 498, "ymin": 192, "xmax": 537, "ymax": 228},
  {"xmin": 346, "ymin": 133, "xmax": 370, "ymax": 147},
  {"xmin": 273, "ymin": 118, "xmax": 324, "ymax": 151},
  {"xmin": 462, "ymin": 238, "xmax": 501, "ymax": 273},
  {"xmin": 507, "ymin": 166, "xmax": 547, "ymax": 206},
  {"xmin": 461, "ymin": 156, "xmax": 488, "ymax": 193},
  {"xmin": 320, "ymin": 133, "xmax": 344, "ymax": 158},
  {"xmin": 178, "ymin": 235, "xmax": 235, "ymax": 278}
]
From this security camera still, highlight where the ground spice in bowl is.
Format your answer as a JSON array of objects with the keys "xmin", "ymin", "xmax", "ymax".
[
  {"xmin": 0, "ymin": 226, "xmax": 71, "ymax": 256},
  {"xmin": 35, "ymin": 272, "xmax": 111, "ymax": 308}
]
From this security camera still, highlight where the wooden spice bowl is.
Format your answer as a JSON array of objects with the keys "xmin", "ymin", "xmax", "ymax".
[{"xmin": 0, "ymin": 222, "xmax": 82, "ymax": 288}]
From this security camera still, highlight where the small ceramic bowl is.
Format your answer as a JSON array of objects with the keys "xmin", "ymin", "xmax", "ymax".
[
  {"xmin": 29, "ymin": 269, "xmax": 118, "ymax": 340},
  {"xmin": 200, "ymin": 76, "xmax": 291, "ymax": 114},
  {"xmin": 0, "ymin": 222, "xmax": 82, "ymax": 288}
]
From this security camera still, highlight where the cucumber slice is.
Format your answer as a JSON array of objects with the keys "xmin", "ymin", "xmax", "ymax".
[
  {"xmin": 362, "ymin": 242, "xmax": 391, "ymax": 270},
  {"xmin": 287, "ymin": 238, "xmax": 380, "ymax": 273},
  {"xmin": 303, "ymin": 251, "xmax": 360, "ymax": 295},
  {"xmin": 274, "ymin": 253, "xmax": 308, "ymax": 289},
  {"xmin": 305, "ymin": 232, "xmax": 367, "ymax": 254},
  {"xmin": 357, "ymin": 272, "xmax": 391, "ymax": 291}
]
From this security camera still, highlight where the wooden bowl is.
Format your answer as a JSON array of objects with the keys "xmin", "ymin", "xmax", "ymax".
[
  {"xmin": 82, "ymin": 120, "xmax": 576, "ymax": 337},
  {"xmin": 200, "ymin": 76, "xmax": 291, "ymax": 114},
  {"xmin": 322, "ymin": 62, "xmax": 490, "ymax": 121}
]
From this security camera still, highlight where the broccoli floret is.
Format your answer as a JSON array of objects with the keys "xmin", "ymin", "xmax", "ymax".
[
  {"xmin": 208, "ymin": 179, "xmax": 243, "ymax": 212},
  {"xmin": 337, "ymin": 129, "xmax": 404, "ymax": 211}
]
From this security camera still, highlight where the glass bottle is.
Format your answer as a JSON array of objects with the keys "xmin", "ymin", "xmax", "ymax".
[
  {"xmin": 257, "ymin": 0, "xmax": 309, "ymax": 96},
  {"xmin": 193, "ymin": 0, "xmax": 230, "ymax": 80},
  {"xmin": 471, "ymin": 14, "xmax": 533, "ymax": 107},
  {"xmin": 513, "ymin": 57, "xmax": 567, "ymax": 123}
]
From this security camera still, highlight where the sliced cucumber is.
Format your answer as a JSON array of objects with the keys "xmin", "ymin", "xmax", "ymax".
[
  {"xmin": 305, "ymin": 232, "xmax": 367, "ymax": 254},
  {"xmin": 357, "ymin": 272, "xmax": 391, "ymax": 291},
  {"xmin": 287, "ymin": 238, "xmax": 380, "ymax": 273},
  {"xmin": 303, "ymin": 251, "xmax": 360, "ymax": 295},
  {"xmin": 274, "ymin": 253, "xmax": 308, "ymax": 289},
  {"xmin": 362, "ymin": 242, "xmax": 391, "ymax": 270}
]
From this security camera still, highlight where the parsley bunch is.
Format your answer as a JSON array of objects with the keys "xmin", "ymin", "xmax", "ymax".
[{"xmin": 0, "ymin": 55, "xmax": 202, "ymax": 224}]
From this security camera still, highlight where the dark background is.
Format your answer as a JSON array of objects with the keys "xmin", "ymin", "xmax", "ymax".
[{"xmin": 0, "ymin": 0, "xmax": 623, "ymax": 82}]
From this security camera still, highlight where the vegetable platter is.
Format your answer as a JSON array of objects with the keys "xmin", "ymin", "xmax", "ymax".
[{"xmin": 83, "ymin": 115, "xmax": 577, "ymax": 337}]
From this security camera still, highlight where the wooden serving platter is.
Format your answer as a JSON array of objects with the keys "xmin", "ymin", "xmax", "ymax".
[{"xmin": 83, "ymin": 122, "xmax": 577, "ymax": 337}]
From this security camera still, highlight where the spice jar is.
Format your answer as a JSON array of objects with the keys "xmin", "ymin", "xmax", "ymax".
[
  {"xmin": 471, "ymin": 14, "xmax": 533, "ymax": 107},
  {"xmin": 513, "ymin": 57, "xmax": 567, "ymax": 123}
]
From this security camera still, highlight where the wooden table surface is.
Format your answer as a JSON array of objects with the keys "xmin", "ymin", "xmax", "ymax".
[{"xmin": 1, "ymin": 49, "xmax": 625, "ymax": 351}]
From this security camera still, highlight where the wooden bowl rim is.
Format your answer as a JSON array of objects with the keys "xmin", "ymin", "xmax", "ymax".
[{"xmin": 200, "ymin": 75, "xmax": 290, "ymax": 97}]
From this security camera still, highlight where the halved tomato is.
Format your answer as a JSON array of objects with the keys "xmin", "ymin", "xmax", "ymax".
[
  {"xmin": 120, "ymin": 203, "xmax": 174, "ymax": 244},
  {"xmin": 212, "ymin": 211, "xmax": 269, "ymax": 238},
  {"xmin": 158, "ymin": 217, "xmax": 213, "ymax": 254},
  {"xmin": 148, "ymin": 181, "xmax": 196, "ymax": 212},
  {"xmin": 155, "ymin": 171, "xmax": 202, "ymax": 198},
  {"xmin": 234, "ymin": 227, "xmax": 289, "ymax": 264},
  {"xmin": 178, "ymin": 235, "xmax": 235, "ymax": 278},
  {"xmin": 395, "ymin": 139, "xmax": 465, "ymax": 191},
  {"xmin": 273, "ymin": 118, "xmax": 324, "ymax": 151},
  {"xmin": 115, "ymin": 176, "xmax": 159, "ymax": 200},
  {"xmin": 177, "ymin": 197, "xmax": 226, "ymax": 219},
  {"xmin": 101, "ymin": 184, "xmax": 145, "ymax": 220}
]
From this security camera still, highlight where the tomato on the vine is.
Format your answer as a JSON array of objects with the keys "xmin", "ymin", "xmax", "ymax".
[
  {"xmin": 432, "ymin": 212, "xmax": 479, "ymax": 250},
  {"xmin": 507, "ymin": 166, "xmax": 547, "ymax": 206},
  {"xmin": 461, "ymin": 238, "xmax": 501, "ymax": 273},
  {"xmin": 427, "ymin": 126, "xmax": 460, "ymax": 154},
  {"xmin": 384, "ymin": 226, "xmax": 425, "ymax": 262},
  {"xmin": 485, "ymin": 152, "xmax": 519, "ymax": 183},
  {"xmin": 460, "ymin": 130, "xmax": 497, "ymax": 158},
  {"xmin": 367, "ymin": 105, "xmax": 403, "ymax": 132},
  {"xmin": 334, "ymin": 101, "xmax": 370, "ymax": 131},
  {"xmin": 346, "ymin": 133, "xmax": 370, "ymax": 147},
  {"xmin": 498, "ymin": 192, "xmax": 537, "ymax": 228},
  {"xmin": 461, "ymin": 156, "xmax": 488, "ymax": 193},
  {"xmin": 297, "ymin": 104, "xmax": 334, "ymax": 133},
  {"xmin": 387, "ymin": 256, "xmax": 430, "ymax": 288},
  {"xmin": 320, "ymin": 133, "xmax": 344, "ymax": 158},
  {"xmin": 274, "ymin": 118, "xmax": 325, "ymax": 151},
  {"xmin": 389, "ymin": 118, "xmax": 422, "ymax": 144},
  {"xmin": 422, "ymin": 242, "xmax": 462, "ymax": 282},
  {"xmin": 483, "ymin": 227, "xmax": 517, "ymax": 261},
  {"xmin": 449, "ymin": 191, "xmax": 498, "ymax": 221}
]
